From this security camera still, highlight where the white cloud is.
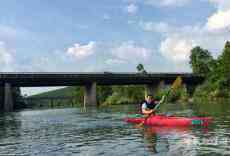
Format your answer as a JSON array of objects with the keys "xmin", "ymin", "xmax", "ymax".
[
  {"xmin": 145, "ymin": 0, "xmax": 190, "ymax": 7},
  {"xmin": 125, "ymin": 0, "xmax": 230, "ymax": 67},
  {"xmin": 155, "ymin": 21, "xmax": 230, "ymax": 61},
  {"xmin": 105, "ymin": 59, "xmax": 126, "ymax": 65},
  {"xmin": 206, "ymin": 0, "xmax": 230, "ymax": 32},
  {"xmin": 15, "ymin": 49, "xmax": 100, "ymax": 73},
  {"xmin": 138, "ymin": 0, "xmax": 230, "ymax": 63},
  {"xmin": 206, "ymin": 9, "xmax": 230, "ymax": 31},
  {"xmin": 66, "ymin": 41, "xmax": 97, "ymax": 59},
  {"xmin": 160, "ymin": 37, "xmax": 195, "ymax": 62},
  {"xmin": 140, "ymin": 21, "xmax": 171, "ymax": 33},
  {"xmin": 0, "ymin": 41, "xmax": 14, "ymax": 71},
  {"xmin": 111, "ymin": 41, "xmax": 152, "ymax": 63},
  {"xmin": 126, "ymin": 4, "xmax": 138, "ymax": 14}
]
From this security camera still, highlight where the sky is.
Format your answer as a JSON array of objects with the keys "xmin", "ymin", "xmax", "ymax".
[{"xmin": 0, "ymin": 0, "xmax": 230, "ymax": 95}]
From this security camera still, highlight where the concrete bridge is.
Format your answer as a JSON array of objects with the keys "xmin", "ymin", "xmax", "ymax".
[{"xmin": 0, "ymin": 72, "xmax": 204, "ymax": 112}]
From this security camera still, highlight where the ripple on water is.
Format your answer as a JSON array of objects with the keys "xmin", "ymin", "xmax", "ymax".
[{"xmin": 0, "ymin": 104, "xmax": 230, "ymax": 155}]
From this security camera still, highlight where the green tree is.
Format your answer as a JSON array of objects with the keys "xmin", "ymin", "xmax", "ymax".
[
  {"xmin": 97, "ymin": 86, "xmax": 113, "ymax": 104},
  {"xmin": 189, "ymin": 46, "xmax": 214, "ymax": 77},
  {"xmin": 73, "ymin": 86, "xmax": 84, "ymax": 105},
  {"xmin": 136, "ymin": 63, "xmax": 147, "ymax": 74},
  {"xmin": 216, "ymin": 41, "xmax": 230, "ymax": 89},
  {"xmin": 190, "ymin": 42, "xmax": 230, "ymax": 99},
  {"xmin": 104, "ymin": 85, "xmax": 145, "ymax": 105},
  {"xmin": 220, "ymin": 41, "xmax": 230, "ymax": 80}
]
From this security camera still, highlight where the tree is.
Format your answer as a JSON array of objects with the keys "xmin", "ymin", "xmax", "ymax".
[
  {"xmin": 189, "ymin": 46, "xmax": 214, "ymax": 77},
  {"xmin": 190, "ymin": 43, "xmax": 230, "ymax": 98},
  {"xmin": 217, "ymin": 41, "xmax": 230, "ymax": 88},
  {"xmin": 73, "ymin": 86, "xmax": 84, "ymax": 105},
  {"xmin": 97, "ymin": 86, "xmax": 112, "ymax": 104},
  {"xmin": 136, "ymin": 63, "xmax": 147, "ymax": 74},
  {"xmin": 220, "ymin": 41, "xmax": 230, "ymax": 79}
]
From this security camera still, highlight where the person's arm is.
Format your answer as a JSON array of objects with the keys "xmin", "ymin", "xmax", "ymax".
[{"xmin": 142, "ymin": 109, "xmax": 154, "ymax": 114}]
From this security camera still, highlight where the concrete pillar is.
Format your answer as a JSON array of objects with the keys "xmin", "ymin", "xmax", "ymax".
[
  {"xmin": 4, "ymin": 83, "xmax": 14, "ymax": 112},
  {"xmin": 84, "ymin": 82, "xmax": 97, "ymax": 106},
  {"xmin": 145, "ymin": 83, "xmax": 159, "ymax": 98}
]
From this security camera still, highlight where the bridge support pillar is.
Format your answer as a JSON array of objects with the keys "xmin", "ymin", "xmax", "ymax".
[
  {"xmin": 145, "ymin": 83, "xmax": 159, "ymax": 97},
  {"xmin": 4, "ymin": 83, "xmax": 14, "ymax": 112},
  {"xmin": 84, "ymin": 82, "xmax": 97, "ymax": 106}
]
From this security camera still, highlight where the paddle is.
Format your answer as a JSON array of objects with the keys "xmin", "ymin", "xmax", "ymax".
[
  {"xmin": 153, "ymin": 76, "xmax": 183, "ymax": 111},
  {"xmin": 136, "ymin": 76, "xmax": 183, "ymax": 127}
]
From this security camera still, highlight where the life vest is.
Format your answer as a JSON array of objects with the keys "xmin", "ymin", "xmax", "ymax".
[
  {"xmin": 145, "ymin": 100, "xmax": 157, "ymax": 109},
  {"xmin": 141, "ymin": 100, "xmax": 157, "ymax": 112}
]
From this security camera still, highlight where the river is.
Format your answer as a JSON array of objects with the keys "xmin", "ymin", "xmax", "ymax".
[{"xmin": 0, "ymin": 100, "xmax": 230, "ymax": 155}]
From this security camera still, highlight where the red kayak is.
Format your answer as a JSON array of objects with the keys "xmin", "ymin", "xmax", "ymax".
[{"xmin": 125, "ymin": 115, "xmax": 212, "ymax": 127}]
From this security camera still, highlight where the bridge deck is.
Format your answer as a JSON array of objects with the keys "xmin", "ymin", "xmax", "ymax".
[{"xmin": 0, "ymin": 72, "xmax": 203, "ymax": 87}]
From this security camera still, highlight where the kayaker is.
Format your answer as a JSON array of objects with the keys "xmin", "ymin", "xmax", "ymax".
[{"xmin": 141, "ymin": 94, "xmax": 159, "ymax": 116}]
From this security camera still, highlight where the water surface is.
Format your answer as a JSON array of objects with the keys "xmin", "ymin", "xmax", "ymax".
[{"xmin": 0, "ymin": 101, "xmax": 230, "ymax": 155}]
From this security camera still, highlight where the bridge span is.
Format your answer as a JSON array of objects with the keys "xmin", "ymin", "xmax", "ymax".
[{"xmin": 0, "ymin": 72, "xmax": 204, "ymax": 111}]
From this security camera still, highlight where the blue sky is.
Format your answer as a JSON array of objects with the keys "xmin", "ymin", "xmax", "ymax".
[{"xmin": 0, "ymin": 0, "xmax": 230, "ymax": 95}]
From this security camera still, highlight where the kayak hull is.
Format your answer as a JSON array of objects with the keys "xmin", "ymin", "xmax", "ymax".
[{"xmin": 124, "ymin": 115, "xmax": 212, "ymax": 127}]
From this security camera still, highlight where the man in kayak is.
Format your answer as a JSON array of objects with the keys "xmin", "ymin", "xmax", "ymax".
[
  {"xmin": 135, "ymin": 94, "xmax": 166, "ymax": 127},
  {"xmin": 135, "ymin": 94, "xmax": 160, "ymax": 127},
  {"xmin": 141, "ymin": 94, "xmax": 159, "ymax": 116}
]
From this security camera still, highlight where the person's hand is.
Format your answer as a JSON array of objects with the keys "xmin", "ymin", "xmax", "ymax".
[
  {"xmin": 160, "ymin": 95, "xmax": 166, "ymax": 103},
  {"xmin": 150, "ymin": 109, "xmax": 155, "ymax": 114}
]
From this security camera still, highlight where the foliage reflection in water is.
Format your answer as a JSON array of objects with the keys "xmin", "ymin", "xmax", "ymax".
[{"xmin": 0, "ymin": 100, "xmax": 230, "ymax": 155}]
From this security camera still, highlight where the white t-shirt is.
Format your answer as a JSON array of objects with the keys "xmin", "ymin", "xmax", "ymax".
[{"xmin": 141, "ymin": 103, "xmax": 148, "ymax": 110}]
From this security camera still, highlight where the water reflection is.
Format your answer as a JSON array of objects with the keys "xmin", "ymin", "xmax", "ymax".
[
  {"xmin": 0, "ymin": 112, "xmax": 22, "ymax": 154},
  {"xmin": 140, "ymin": 126, "xmax": 212, "ymax": 156},
  {"xmin": 0, "ymin": 100, "xmax": 229, "ymax": 155}
]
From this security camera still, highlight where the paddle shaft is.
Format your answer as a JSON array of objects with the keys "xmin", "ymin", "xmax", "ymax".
[
  {"xmin": 153, "ymin": 75, "xmax": 182, "ymax": 111},
  {"xmin": 153, "ymin": 89, "xmax": 170, "ymax": 111}
]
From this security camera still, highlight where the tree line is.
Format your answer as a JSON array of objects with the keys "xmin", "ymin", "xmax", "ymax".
[{"xmin": 190, "ymin": 41, "xmax": 230, "ymax": 99}]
